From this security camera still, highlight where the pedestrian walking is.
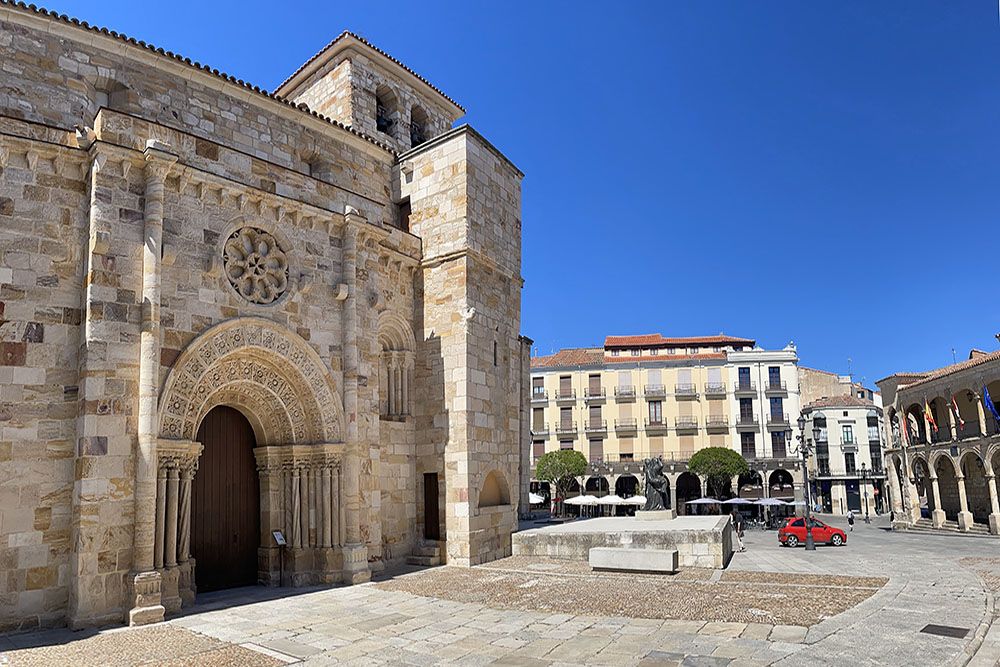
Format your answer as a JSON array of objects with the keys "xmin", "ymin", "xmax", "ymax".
[
  {"xmin": 731, "ymin": 509, "xmax": 746, "ymax": 552},
  {"xmin": 847, "ymin": 509, "xmax": 855, "ymax": 531}
]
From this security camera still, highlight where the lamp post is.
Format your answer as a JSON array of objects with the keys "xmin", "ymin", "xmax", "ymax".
[
  {"xmin": 790, "ymin": 416, "xmax": 817, "ymax": 551},
  {"xmin": 861, "ymin": 462, "xmax": 871, "ymax": 524}
]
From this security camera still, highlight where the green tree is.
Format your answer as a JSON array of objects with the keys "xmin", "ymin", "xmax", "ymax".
[
  {"xmin": 687, "ymin": 447, "xmax": 749, "ymax": 498},
  {"xmin": 535, "ymin": 449, "xmax": 588, "ymax": 516}
]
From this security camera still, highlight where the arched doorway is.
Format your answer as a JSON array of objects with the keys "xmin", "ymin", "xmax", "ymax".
[
  {"xmin": 768, "ymin": 470, "xmax": 794, "ymax": 500},
  {"xmin": 912, "ymin": 457, "xmax": 933, "ymax": 516},
  {"xmin": 615, "ymin": 474, "xmax": 639, "ymax": 497},
  {"xmin": 960, "ymin": 453, "xmax": 990, "ymax": 525},
  {"xmin": 738, "ymin": 471, "xmax": 763, "ymax": 499},
  {"xmin": 676, "ymin": 472, "xmax": 701, "ymax": 515},
  {"xmin": 192, "ymin": 405, "xmax": 260, "ymax": 592},
  {"xmin": 585, "ymin": 476, "xmax": 610, "ymax": 497},
  {"xmin": 934, "ymin": 455, "xmax": 960, "ymax": 521}
]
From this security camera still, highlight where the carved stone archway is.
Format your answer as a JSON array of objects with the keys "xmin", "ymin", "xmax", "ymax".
[{"xmin": 153, "ymin": 318, "xmax": 348, "ymax": 610}]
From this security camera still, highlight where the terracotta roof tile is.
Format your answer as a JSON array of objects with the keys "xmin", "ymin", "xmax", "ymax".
[
  {"xmin": 604, "ymin": 333, "xmax": 755, "ymax": 348},
  {"xmin": 804, "ymin": 395, "xmax": 878, "ymax": 410},
  {"xmin": 0, "ymin": 1, "xmax": 396, "ymax": 152},
  {"xmin": 531, "ymin": 348, "xmax": 603, "ymax": 369},
  {"xmin": 902, "ymin": 349, "xmax": 1000, "ymax": 389}
]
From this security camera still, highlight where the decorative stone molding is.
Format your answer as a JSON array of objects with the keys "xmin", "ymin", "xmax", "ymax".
[
  {"xmin": 223, "ymin": 227, "xmax": 289, "ymax": 304},
  {"xmin": 157, "ymin": 318, "xmax": 345, "ymax": 445}
]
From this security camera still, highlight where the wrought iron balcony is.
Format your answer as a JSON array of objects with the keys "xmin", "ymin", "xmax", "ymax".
[
  {"xmin": 706, "ymin": 415, "xmax": 729, "ymax": 430},
  {"xmin": 555, "ymin": 388, "xmax": 577, "ymax": 402},
  {"xmin": 614, "ymin": 417, "xmax": 638, "ymax": 432},
  {"xmin": 704, "ymin": 382, "xmax": 726, "ymax": 397},
  {"xmin": 645, "ymin": 419, "xmax": 668, "ymax": 432},
  {"xmin": 674, "ymin": 383, "xmax": 698, "ymax": 398},
  {"xmin": 765, "ymin": 380, "xmax": 787, "ymax": 395},
  {"xmin": 531, "ymin": 389, "xmax": 548, "ymax": 403},
  {"xmin": 583, "ymin": 387, "xmax": 606, "ymax": 403},
  {"xmin": 644, "ymin": 384, "xmax": 666, "ymax": 398},
  {"xmin": 614, "ymin": 385, "xmax": 636, "ymax": 401},
  {"xmin": 734, "ymin": 381, "xmax": 757, "ymax": 395},
  {"xmin": 555, "ymin": 421, "xmax": 577, "ymax": 435},
  {"xmin": 766, "ymin": 413, "xmax": 789, "ymax": 428},
  {"xmin": 674, "ymin": 416, "xmax": 699, "ymax": 431},
  {"xmin": 530, "ymin": 423, "xmax": 549, "ymax": 437},
  {"xmin": 585, "ymin": 419, "xmax": 608, "ymax": 433},
  {"xmin": 736, "ymin": 414, "xmax": 759, "ymax": 430}
]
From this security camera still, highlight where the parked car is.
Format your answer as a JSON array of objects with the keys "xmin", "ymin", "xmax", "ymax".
[{"xmin": 778, "ymin": 517, "xmax": 847, "ymax": 547}]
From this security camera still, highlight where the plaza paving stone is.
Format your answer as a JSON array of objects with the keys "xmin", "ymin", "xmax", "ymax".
[{"xmin": 1, "ymin": 515, "xmax": 998, "ymax": 665}]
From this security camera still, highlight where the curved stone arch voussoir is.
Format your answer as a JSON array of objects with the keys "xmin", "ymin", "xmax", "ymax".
[{"xmin": 158, "ymin": 317, "xmax": 344, "ymax": 445}]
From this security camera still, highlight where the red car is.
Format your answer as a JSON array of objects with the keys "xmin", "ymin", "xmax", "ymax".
[{"xmin": 778, "ymin": 517, "xmax": 847, "ymax": 547}]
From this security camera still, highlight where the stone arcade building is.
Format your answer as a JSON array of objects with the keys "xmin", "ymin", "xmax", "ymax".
[{"xmin": 0, "ymin": 4, "xmax": 528, "ymax": 631}]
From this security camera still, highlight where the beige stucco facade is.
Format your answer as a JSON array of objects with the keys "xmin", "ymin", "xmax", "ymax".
[{"xmin": 0, "ymin": 5, "xmax": 525, "ymax": 632}]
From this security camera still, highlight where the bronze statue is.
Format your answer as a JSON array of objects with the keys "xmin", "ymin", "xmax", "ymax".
[{"xmin": 642, "ymin": 457, "xmax": 669, "ymax": 511}]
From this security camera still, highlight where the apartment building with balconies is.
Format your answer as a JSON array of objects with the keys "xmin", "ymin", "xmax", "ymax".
[{"xmin": 529, "ymin": 334, "xmax": 803, "ymax": 465}]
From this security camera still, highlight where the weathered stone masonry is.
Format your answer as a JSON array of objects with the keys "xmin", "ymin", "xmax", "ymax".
[{"xmin": 0, "ymin": 3, "xmax": 526, "ymax": 631}]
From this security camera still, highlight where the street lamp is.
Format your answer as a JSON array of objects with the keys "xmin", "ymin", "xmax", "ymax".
[
  {"xmin": 861, "ymin": 462, "xmax": 871, "ymax": 524},
  {"xmin": 791, "ymin": 415, "xmax": 817, "ymax": 551}
]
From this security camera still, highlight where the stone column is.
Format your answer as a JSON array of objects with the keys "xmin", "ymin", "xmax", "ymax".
[
  {"xmin": 178, "ymin": 464, "xmax": 193, "ymax": 562},
  {"xmin": 291, "ymin": 467, "xmax": 301, "ymax": 549},
  {"xmin": 387, "ymin": 354, "xmax": 397, "ymax": 416},
  {"xmin": 930, "ymin": 474, "xmax": 946, "ymax": 528},
  {"xmin": 321, "ymin": 466, "xmax": 333, "ymax": 548},
  {"xmin": 402, "ymin": 355, "xmax": 411, "ymax": 416},
  {"xmin": 341, "ymin": 217, "xmax": 370, "ymax": 583},
  {"xmin": 298, "ymin": 466, "xmax": 309, "ymax": 548},
  {"xmin": 986, "ymin": 472, "xmax": 1000, "ymax": 535},
  {"xmin": 127, "ymin": 141, "xmax": 177, "ymax": 626},
  {"xmin": 885, "ymin": 456, "xmax": 906, "ymax": 526},
  {"xmin": 956, "ymin": 473, "xmax": 974, "ymax": 532},
  {"xmin": 154, "ymin": 466, "xmax": 167, "ymax": 569},
  {"xmin": 164, "ymin": 466, "xmax": 179, "ymax": 568}
]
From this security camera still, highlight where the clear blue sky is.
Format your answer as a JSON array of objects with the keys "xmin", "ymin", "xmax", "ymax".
[{"xmin": 51, "ymin": 0, "xmax": 1000, "ymax": 386}]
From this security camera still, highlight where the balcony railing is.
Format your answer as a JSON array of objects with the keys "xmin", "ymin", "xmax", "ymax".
[
  {"xmin": 767, "ymin": 413, "xmax": 789, "ymax": 427},
  {"xmin": 674, "ymin": 383, "xmax": 698, "ymax": 398},
  {"xmin": 736, "ymin": 414, "xmax": 759, "ymax": 430},
  {"xmin": 734, "ymin": 381, "xmax": 757, "ymax": 394},
  {"xmin": 614, "ymin": 385, "xmax": 636, "ymax": 400},
  {"xmin": 765, "ymin": 381, "xmax": 787, "ymax": 394},
  {"xmin": 585, "ymin": 419, "xmax": 608, "ymax": 433},
  {"xmin": 644, "ymin": 384, "xmax": 666, "ymax": 398},
  {"xmin": 704, "ymin": 382, "xmax": 726, "ymax": 396},
  {"xmin": 674, "ymin": 416, "xmax": 698, "ymax": 431},
  {"xmin": 583, "ymin": 387, "xmax": 606, "ymax": 402},
  {"xmin": 530, "ymin": 423, "xmax": 549, "ymax": 436},
  {"xmin": 645, "ymin": 419, "xmax": 668, "ymax": 432},
  {"xmin": 555, "ymin": 389, "xmax": 576, "ymax": 402},
  {"xmin": 531, "ymin": 389, "xmax": 548, "ymax": 402},
  {"xmin": 615, "ymin": 417, "xmax": 638, "ymax": 431},
  {"xmin": 555, "ymin": 421, "xmax": 577, "ymax": 435},
  {"xmin": 706, "ymin": 415, "xmax": 729, "ymax": 429}
]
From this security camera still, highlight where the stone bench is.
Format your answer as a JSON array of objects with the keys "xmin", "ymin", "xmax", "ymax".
[{"xmin": 588, "ymin": 547, "xmax": 679, "ymax": 574}]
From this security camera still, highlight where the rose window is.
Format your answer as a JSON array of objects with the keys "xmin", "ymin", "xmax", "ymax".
[{"xmin": 223, "ymin": 227, "xmax": 289, "ymax": 304}]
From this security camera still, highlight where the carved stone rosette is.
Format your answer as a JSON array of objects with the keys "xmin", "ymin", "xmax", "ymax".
[{"xmin": 223, "ymin": 227, "xmax": 289, "ymax": 304}]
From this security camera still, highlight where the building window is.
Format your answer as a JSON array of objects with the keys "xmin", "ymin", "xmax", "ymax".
[
  {"xmin": 620, "ymin": 453, "xmax": 634, "ymax": 461},
  {"xmin": 532, "ymin": 440, "xmax": 545, "ymax": 461},
  {"xmin": 769, "ymin": 397, "xmax": 784, "ymax": 420},
  {"xmin": 493, "ymin": 340, "xmax": 498, "ymax": 367},
  {"xmin": 611, "ymin": 349, "xmax": 620, "ymax": 356},
  {"xmin": 558, "ymin": 375, "xmax": 572, "ymax": 399},
  {"xmin": 559, "ymin": 440, "xmax": 574, "ymax": 451},
  {"xmin": 771, "ymin": 431, "xmax": 787, "ymax": 458},
  {"xmin": 738, "ymin": 367, "xmax": 751, "ymax": 390},
  {"xmin": 588, "ymin": 374, "xmax": 602, "ymax": 397},
  {"xmin": 688, "ymin": 347, "xmax": 698, "ymax": 355},
  {"xmin": 410, "ymin": 105, "xmax": 428, "ymax": 147},
  {"xmin": 845, "ymin": 452, "xmax": 857, "ymax": 475},
  {"xmin": 589, "ymin": 438, "xmax": 603, "ymax": 462},
  {"xmin": 739, "ymin": 397, "xmax": 754, "ymax": 421},
  {"xmin": 531, "ymin": 377, "xmax": 545, "ymax": 397},
  {"xmin": 375, "ymin": 84, "xmax": 396, "ymax": 135},
  {"xmin": 741, "ymin": 433, "xmax": 755, "ymax": 459},
  {"xmin": 768, "ymin": 366, "xmax": 781, "ymax": 387},
  {"xmin": 532, "ymin": 408, "xmax": 544, "ymax": 431},
  {"xmin": 842, "ymin": 425, "xmax": 854, "ymax": 444},
  {"xmin": 649, "ymin": 400, "xmax": 663, "ymax": 424},
  {"xmin": 651, "ymin": 349, "xmax": 658, "ymax": 355},
  {"xmin": 559, "ymin": 407, "xmax": 572, "ymax": 428},
  {"xmin": 396, "ymin": 198, "xmax": 410, "ymax": 232},
  {"xmin": 631, "ymin": 349, "xmax": 639, "ymax": 356}
]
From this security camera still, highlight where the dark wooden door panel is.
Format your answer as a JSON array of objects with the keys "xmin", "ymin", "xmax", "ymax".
[
  {"xmin": 192, "ymin": 405, "xmax": 260, "ymax": 592},
  {"xmin": 423, "ymin": 473, "xmax": 440, "ymax": 541}
]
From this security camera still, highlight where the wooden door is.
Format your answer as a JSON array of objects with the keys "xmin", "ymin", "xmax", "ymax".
[
  {"xmin": 423, "ymin": 473, "xmax": 440, "ymax": 541},
  {"xmin": 192, "ymin": 406, "xmax": 260, "ymax": 592}
]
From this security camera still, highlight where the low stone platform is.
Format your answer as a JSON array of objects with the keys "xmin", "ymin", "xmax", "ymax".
[{"xmin": 512, "ymin": 515, "xmax": 734, "ymax": 569}]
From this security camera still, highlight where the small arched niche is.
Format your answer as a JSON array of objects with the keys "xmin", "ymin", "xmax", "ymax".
[
  {"xmin": 479, "ymin": 470, "xmax": 511, "ymax": 508},
  {"xmin": 375, "ymin": 84, "xmax": 397, "ymax": 136},
  {"xmin": 410, "ymin": 105, "xmax": 429, "ymax": 147}
]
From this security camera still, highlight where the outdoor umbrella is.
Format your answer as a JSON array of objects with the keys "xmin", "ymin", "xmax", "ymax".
[
  {"xmin": 722, "ymin": 498, "xmax": 755, "ymax": 505},
  {"xmin": 598, "ymin": 494, "xmax": 626, "ymax": 505},
  {"xmin": 755, "ymin": 498, "xmax": 788, "ymax": 506},
  {"xmin": 528, "ymin": 492, "xmax": 545, "ymax": 505},
  {"xmin": 565, "ymin": 495, "xmax": 599, "ymax": 505},
  {"xmin": 625, "ymin": 495, "xmax": 646, "ymax": 506},
  {"xmin": 686, "ymin": 497, "xmax": 721, "ymax": 504},
  {"xmin": 786, "ymin": 500, "xmax": 807, "ymax": 506}
]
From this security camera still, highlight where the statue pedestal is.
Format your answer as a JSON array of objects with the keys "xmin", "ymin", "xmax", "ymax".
[{"xmin": 635, "ymin": 510, "xmax": 676, "ymax": 521}]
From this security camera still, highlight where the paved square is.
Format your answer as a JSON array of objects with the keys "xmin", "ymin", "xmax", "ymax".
[{"xmin": 2, "ymin": 515, "xmax": 998, "ymax": 665}]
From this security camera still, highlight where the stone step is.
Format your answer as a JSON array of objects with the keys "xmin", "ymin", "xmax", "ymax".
[
  {"xmin": 908, "ymin": 518, "xmax": 996, "ymax": 537},
  {"xmin": 413, "ymin": 541, "xmax": 442, "ymax": 557},
  {"xmin": 405, "ymin": 555, "xmax": 441, "ymax": 567}
]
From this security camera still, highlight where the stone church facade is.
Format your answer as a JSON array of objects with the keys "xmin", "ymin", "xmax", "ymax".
[{"xmin": 0, "ymin": 3, "xmax": 528, "ymax": 631}]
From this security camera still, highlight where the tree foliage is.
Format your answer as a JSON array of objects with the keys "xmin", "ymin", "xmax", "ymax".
[
  {"xmin": 535, "ymin": 450, "xmax": 588, "ymax": 514},
  {"xmin": 687, "ymin": 447, "xmax": 749, "ymax": 498}
]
